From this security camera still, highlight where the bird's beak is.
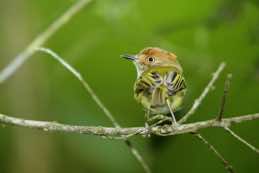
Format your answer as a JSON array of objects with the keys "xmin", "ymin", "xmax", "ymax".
[{"xmin": 121, "ymin": 54, "xmax": 136, "ymax": 61}]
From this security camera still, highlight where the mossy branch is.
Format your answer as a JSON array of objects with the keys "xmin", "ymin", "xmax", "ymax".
[{"xmin": 1, "ymin": 113, "xmax": 258, "ymax": 138}]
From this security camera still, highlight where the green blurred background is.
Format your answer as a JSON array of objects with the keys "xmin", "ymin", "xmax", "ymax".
[{"xmin": 0, "ymin": 0, "xmax": 258, "ymax": 172}]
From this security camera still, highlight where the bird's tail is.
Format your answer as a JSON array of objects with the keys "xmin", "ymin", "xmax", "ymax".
[{"xmin": 151, "ymin": 86, "xmax": 168, "ymax": 106}]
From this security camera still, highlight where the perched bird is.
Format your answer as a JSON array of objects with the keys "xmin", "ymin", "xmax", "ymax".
[{"xmin": 122, "ymin": 47, "xmax": 186, "ymax": 125}]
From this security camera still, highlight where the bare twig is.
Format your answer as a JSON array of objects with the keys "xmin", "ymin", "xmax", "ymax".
[
  {"xmin": 194, "ymin": 133, "xmax": 235, "ymax": 173},
  {"xmin": 224, "ymin": 127, "xmax": 259, "ymax": 155},
  {"xmin": 0, "ymin": 0, "xmax": 92, "ymax": 83},
  {"xmin": 36, "ymin": 48, "xmax": 120, "ymax": 127},
  {"xmin": 218, "ymin": 74, "xmax": 232, "ymax": 121},
  {"xmin": 35, "ymin": 48, "xmax": 151, "ymax": 173},
  {"xmin": 179, "ymin": 63, "xmax": 226, "ymax": 124},
  {"xmin": 1, "ymin": 113, "xmax": 259, "ymax": 137}
]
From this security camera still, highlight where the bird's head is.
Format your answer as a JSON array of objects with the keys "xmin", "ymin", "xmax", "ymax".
[{"xmin": 122, "ymin": 47, "xmax": 182, "ymax": 77}]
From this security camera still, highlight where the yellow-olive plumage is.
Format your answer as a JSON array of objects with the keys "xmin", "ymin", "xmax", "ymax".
[{"xmin": 122, "ymin": 47, "xmax": 186, "ymax": 122}]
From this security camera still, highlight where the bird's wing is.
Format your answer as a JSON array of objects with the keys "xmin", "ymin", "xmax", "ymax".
[{"xmin": 166, "ymin": 71, "xmax": 187, "ymax": 96}]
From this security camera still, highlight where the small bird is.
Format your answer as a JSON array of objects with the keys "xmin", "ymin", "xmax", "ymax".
[{"xmin": 122, "ymin": 47, "xmax": 186, "ymax": 125}]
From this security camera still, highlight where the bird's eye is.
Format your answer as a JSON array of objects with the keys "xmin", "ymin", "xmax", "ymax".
[{"xmin": 148, "ymin": 57, "xmax": 155, "ymax": 63}]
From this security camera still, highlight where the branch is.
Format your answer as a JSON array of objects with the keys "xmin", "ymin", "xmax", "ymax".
[
  {"xmin": 179, "ymin": 63, "xmax": 226, "ymax": 124},
  {"xmin": 1, "ymin": 113, "xmax": 258, "ymax": 137},
  {"xmin": 0, "ymin": 0, "xmax": 92, "ymax": 83}
]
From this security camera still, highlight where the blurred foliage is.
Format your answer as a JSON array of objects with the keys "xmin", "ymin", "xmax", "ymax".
[{"xmin": 0, "ymin": 0, "xmax": 258, "ymax": 173}]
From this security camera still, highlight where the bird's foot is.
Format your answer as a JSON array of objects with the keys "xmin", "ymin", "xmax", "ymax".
[{"xmin": 144, "ymin": 122, "xmax": 151, "ymax": 138}]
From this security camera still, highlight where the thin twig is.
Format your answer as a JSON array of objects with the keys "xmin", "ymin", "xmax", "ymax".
[
  {"xmin": 1, "ymin": 113, "xmax": 259, "ymax": 137},
  {"xmin": 194, "ymin": 133, "xmax": 235, "ymax": 173},
  {"xmin": 218, "ymin": 74, "xmax": 232, "ymax": 121},
  {"xmin": 224, "ymin": 127, "xmax": 259, "ymax": 155},
  {"xmin": 35, "ymin": 48, "xmax": 151, "ymax": 173},
  {"xmin": 179, "ymin": 63, "xmax": 226, "ymax": 124},
  {"xmin": 0, "ymin": 0, "xmax": 92, "ymax": 83},
  {"xmin": 36, "ymin": 48, "xmax": 119, "ymax": 127}
]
